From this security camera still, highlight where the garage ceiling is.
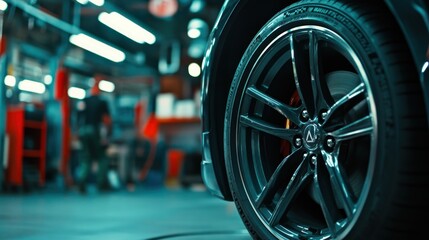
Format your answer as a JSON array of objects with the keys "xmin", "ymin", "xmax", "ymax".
[{"xmin": 2, "ymin": 0, "xmax": 223, "ymax": 79}]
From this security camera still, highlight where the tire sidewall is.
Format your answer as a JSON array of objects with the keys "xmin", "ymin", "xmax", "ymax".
[{"xmin": 225, "ymin": 2, "xmax": 396, "ymax": 239}]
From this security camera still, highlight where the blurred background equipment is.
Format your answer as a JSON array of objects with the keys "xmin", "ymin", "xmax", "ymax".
[
  {"xmin": 0, "ymin": 0, "xmax": 222, "ymax": 191},
  {"xmin": 0, "ymin": 1, "xmax": 252, "ymax": 239}
]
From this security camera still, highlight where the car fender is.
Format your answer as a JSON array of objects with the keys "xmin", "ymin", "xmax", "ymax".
[{"xmin": 385, "ymin": 0, "xmax": 429, "ymax": 125}]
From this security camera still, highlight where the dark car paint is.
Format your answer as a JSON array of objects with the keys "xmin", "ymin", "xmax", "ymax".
[
  {"xmin": 201, "ymin": 0, "xmax": 429, "ymax": 200},
  {"xmin": 201, "ymin": 0, "xmax": 240, "ymax": 200},
  {"xmin": 201, "ymin": 0, "xmax": 296, "ymax": 200},
  {"xmin": 385, "ymin": 0, "xmax": 429, "ymax": 122}
]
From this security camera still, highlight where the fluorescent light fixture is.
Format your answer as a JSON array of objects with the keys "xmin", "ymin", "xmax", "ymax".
[
  {"xmin": 0, "ymin": 0, "xmax": 8, "ymax": 11},
  {"xmin": 4, "ymin": 75, "xmax": 16, "ymax": 87},
  {"xmin": 44, "ymin": 75, "xmax": 53, "ymax": 85},
  {"xmin": 188, "ymin": 63, "xmax": 201, "ymax": 78},
  {"xmin": 190, "ymin": 0, "xmax": 204, "ymax": 13},
  {"xmin": 98, "ymin": 80, "xmax": 115, "ymax": 93},
  {"xmin": 6, "ymin": 89, "xmax": 13, "ymax": 98},
  {"xmin": 69, "ymin": 33, "xmax": 126, "ymax": 63},
  {"xmin": 187, "ymin": 19, "xmax": 207, "ymax": 39},
  {"xmin": 19, "ymin": 92, "xmax": 34, "ymax": 102},
  {"xmin": 187, "ymin": 28, "xmax": 201, "ymax": 39},
  {"xmin": 89, "ymin": 0, "xmax": 104, "ymax": 6},
  {"xmin": 98, "ymin": 12, "xmax": 156, "ymax": 45},
  {"xmin": 75, "ymin": 0, "xmax": 89, "ymax": 4},
  {"xmin": 68, "ymin": 87, "xmax": 86, "ymax": 99},
  {"xmin": 18, "ymin": 79, "xmax": 46, "ymax": 94},
  {"xmin": 88, "ymin": 77, "xmax": 96, "ymax": 87}
]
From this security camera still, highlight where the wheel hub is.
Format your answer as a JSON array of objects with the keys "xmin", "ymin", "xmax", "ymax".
[{"xmin": 303, "ymin": 123, "xmax": 321, "ymax": 150}]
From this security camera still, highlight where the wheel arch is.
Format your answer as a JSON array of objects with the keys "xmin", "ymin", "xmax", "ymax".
[
  {"xmin": 202, "ymin": 0, "xmax": 297, "ymax": 200},
  {"xmin": 384, "ymin": 0, "xmax": 429, "ymax": 125}
]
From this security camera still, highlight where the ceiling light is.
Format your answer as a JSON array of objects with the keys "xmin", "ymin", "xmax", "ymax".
[
  {"xmin": 75, "ymin": 0, "xmax": 89, "ymax": 4},
  {"xmin": 68, "ymin": 87, "xmax": 86, "ymax": 99},
  {"xmin": 188, "ymin": 63, "xmax": 201, "ymax": 78},
  {"xmin": 4, "ymin": 75, "xmax": 16, "ymax": 87},
  {"xmin": 98, "ymin": 80, "xmax": 115, "ymax": 93},
  {"xmin": 69, "ymin": 33, "xmax": 126, "ymax": 63},
  {"xmin": 187, "ymin": 18, "xmax": 208, "ymax": 39},
  {"xmin": 44, "ymin": 75, "xmax": 53, "ymax": 85},
  {"xmin": 19, "ymin": 92, "xmax": 35, "ymax": 102},
  {"xmin": 89, "ymin": 0, "xmax": 104, "ymax": 6},
  {"xmin": 18, "ymin": 79, "xmax": 46, "ymax": 94},
  {"xmin": 6, "ymin": 89, "xmax": 13, "ymax": 98},
  {"xmin": 187, "ymin": 39, "xmax": 206, "ymax": 58},
  {"xmin": 190, "ymin": 0, "xmax": 205, "ymax": 13},
  {"xmin": 98, "ymin": 12, "xmax": 156, "ymax": 45},
  {"xmin": 187, "ymin": 29, "xmax": 201, "ymax": 39},
  {"xmin": 149, "ymin": 0, "xmax": 178, "ymax": 18},
  {"xmin": 0, "ymin": 0, "xmax": 8, "ymax": 11}
]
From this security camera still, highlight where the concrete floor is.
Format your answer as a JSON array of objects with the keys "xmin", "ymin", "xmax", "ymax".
[{"xmin": 0, "ymin": 185, "xmax": 251, "ymax": 240}]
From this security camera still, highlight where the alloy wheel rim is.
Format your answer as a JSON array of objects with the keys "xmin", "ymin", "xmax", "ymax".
[{"xmin": 233, "ymin": 25, "xmax": 377, "ymax": 239}]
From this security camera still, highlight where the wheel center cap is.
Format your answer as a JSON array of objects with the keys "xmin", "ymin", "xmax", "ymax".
[{"xmin": 303, "ymin": 124, "xmax": 320, "ymax": 150}]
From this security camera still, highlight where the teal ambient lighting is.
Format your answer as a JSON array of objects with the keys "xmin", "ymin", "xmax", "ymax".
[
  {"xmin": 69, "ymin": 33, "xmax": 126, "ymax": 63},
  {"xmin": 98, "ymin": 12, "xmax": 156, "ymax": 45}
]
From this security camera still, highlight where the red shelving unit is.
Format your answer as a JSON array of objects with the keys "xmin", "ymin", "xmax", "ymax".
[{"xmin": 6, "ymin": 106, "xmax": 47, "ymax": 187}]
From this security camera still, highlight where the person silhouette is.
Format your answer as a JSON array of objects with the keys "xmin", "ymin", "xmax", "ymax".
[{"xmin": 77, "ymin": 77, "xmax": 112, "ymax": 193}]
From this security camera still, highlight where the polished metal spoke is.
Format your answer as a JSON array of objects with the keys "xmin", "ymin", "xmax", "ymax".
[
  {"xmin": 330, "ymin": 116, "xmax": 373, "ymax": 142},
  {"xmin": 269, "ymin": 158, "xmax": 312, "ymax": 226},
  {"xmin": 240, "ymin": 115, "xmax": 299, "ymax": 142},
  {"xmin": 309, "ymin": 31, "xmax": 329, "ymax": 113},
  {"xmin": 323, "ymin": 83, "xmax": 366, "ymax": 125},
  {"xmin": 313, "ymin": 159, "xmax": 340, "ymax": 236},
  {"xmin": 290, "ymin": 35, "xmax": 313, "ymax": 116},
  {"xmin": 246, "ymin": 86, "xmax": 302, "ymax": 126},
  {"xmin": 321, "ymin": 152, "xmax": 356, "ymax": 218},
  {"xmin": 256, "ymin": 149, "xmax": 302, "ymax": 208}
]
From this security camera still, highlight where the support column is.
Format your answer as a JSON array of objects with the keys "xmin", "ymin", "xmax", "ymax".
[{"xmin": 54, "ymin": 67, "xmax": 72, "ymax": 187}]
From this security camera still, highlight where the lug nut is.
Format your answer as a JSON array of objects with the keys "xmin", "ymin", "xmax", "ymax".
[
  {"xmin": 311, "ymin": 155, "xmax": 318, "ymax": 165},
  {"xmin": 303, "ymin": 153, "xmax": 309, "ymax": 160},
  {"xmin": 321, "ymin": 111, "xmax": 328, "ymax": 121},
  {"xmin": 295, "ymin": 138, "xmax": 303, "ymax": 147},
  {"xmin": 326, "ymin": 138, "xmax": 335, "ymax": 148},
  {"xmin": 302, "ymin": 109, "xmax": 309, "ymax": 119}
]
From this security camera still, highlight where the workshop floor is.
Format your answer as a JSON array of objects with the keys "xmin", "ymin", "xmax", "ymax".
[{"xmin": 0, "ymin": 185, "xmax": 250, "ymax": 240}]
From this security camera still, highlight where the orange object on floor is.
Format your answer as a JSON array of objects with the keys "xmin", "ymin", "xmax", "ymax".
[
  {"xmin": 137, "ymin": 113, "xmax": 159, "ymax": 181},
  {"xmin": 166, "ymin": 149, "xmax": 185, "ymax": 179}
]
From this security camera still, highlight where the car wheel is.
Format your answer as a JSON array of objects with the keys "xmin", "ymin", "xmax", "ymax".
[{"xmin": 224, "ymin": 0, "xmax": 429, "ymax": 239}]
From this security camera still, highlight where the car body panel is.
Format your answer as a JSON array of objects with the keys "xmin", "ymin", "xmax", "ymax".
[
  {"xmin": 201, "ymin": 0, "xmax": 240, "ymax": 200},
  {"xmin": 385, "ymin": 0, "xmax": 429, "ymax": 125}
]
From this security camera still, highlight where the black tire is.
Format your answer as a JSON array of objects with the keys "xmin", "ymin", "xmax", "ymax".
[{"xmin": 224, "ymin": 0, "xmax": 429, "ymax": 239}]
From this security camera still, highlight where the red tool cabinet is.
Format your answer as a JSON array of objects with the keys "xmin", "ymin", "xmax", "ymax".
[{"xmin": 6, "ymin": 105, "xmax": 47, "ymax": 187}]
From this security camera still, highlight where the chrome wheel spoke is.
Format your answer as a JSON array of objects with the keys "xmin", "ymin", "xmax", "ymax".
[
  {"xmin": 309, "ymin": 31, "xmax": 330, "ymax": 113},
  {"xmin": 246, "ymin": 86, "xmax": 302, "ymax": 126},
  {"xmin": 330, "ymin": 116, "xmax": 373, "ymax": 142},
  {"xmin": 323, "ymin": 83, "xmax": 366, "ymax": 124},
  {"xmin": 322, "ymin": 152, "xmax": 356, "ymax": 218},
  {"xmin": 314, "ymin": 159, "xmax": 341, "ymax": 236},
  {"xmin": 290, "ymin": 35, "xmax": 313, "ymax": 116},
  {"xmin": 240, "ymin": 115, "xmax": 299, "ymax": 141},
  {"xmin": 256, "ymin": 150, "xmax": 302, "ymax": 208},
  {"xmin": 269, "ymin": 158, "xmax": 312, "ymax": 226}
]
